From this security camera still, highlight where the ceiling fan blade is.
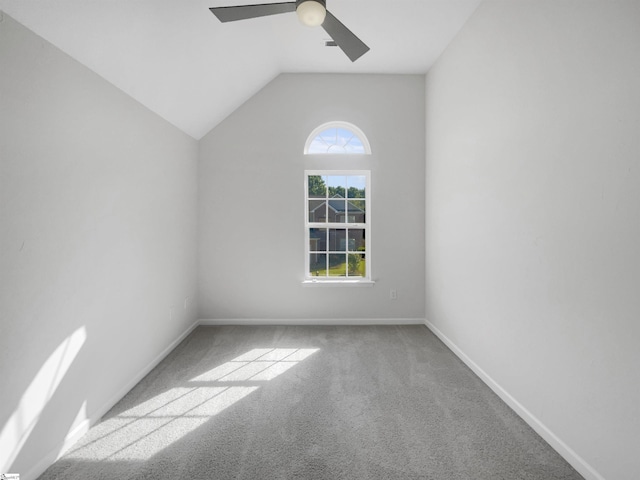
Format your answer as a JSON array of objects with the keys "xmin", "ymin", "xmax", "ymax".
[
  {"xmin": 322, "ymin": 10, "xmax": 370, "ymax": 62},
  {"xmin": 210, "ymin": 2, "xmax": 296, "ymax": 23}
]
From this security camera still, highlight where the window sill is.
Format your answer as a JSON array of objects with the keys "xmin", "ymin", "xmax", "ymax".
[{"xmin": 302, "ymin": 279, "xmax": 375, "ymax": 287}]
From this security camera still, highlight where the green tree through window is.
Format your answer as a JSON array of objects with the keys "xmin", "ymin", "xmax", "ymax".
[{"xmin": 305, "ymin": 171, "xmax": 370, "ymax": 281}]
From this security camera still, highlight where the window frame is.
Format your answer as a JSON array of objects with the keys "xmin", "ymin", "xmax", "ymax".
[
  {"xmin": 304, "ymin": 121, "xmax": 372, "ymax": 155},
  {"xmin": 303, "ymin": 170, "xmax": 373, "ymax": 285}
]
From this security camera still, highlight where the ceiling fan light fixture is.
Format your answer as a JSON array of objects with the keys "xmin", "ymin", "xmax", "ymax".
[{"xmin": 296, "ymin": 0, "xmax": 326, "ymax": 27}]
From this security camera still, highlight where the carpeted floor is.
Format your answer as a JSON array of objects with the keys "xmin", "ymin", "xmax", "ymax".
[{"xmin": 39, "ymin": 325, "xmax": 583, "ymax": 479}]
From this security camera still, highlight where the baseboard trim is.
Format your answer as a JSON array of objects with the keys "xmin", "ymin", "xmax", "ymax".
[
  {"xmin": 29, "ymin": 317, "xmax": 596, "ymax": 480},
  {"xmin": 24, "ymin": 317, "xmax": 421, "ymax": 478},
  {"xmin": 22, "ymin": 319, "xmax": 200, "ymax": 480},
  {"xmin": 199, "ymin": 318, "xmax": 426, "ymax": 326},
  {"xmin": 424, "ymin": 319, "xmax": 605, "ymax": 480}
]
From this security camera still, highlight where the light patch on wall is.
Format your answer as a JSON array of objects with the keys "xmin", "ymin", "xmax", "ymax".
[
  {"xmin": 64, "ymin": 348, "xmax": 319, "ymax": 461},
  {"xmin": 0, "ymin": 326, "xmax": 87, "ymax": 472}
]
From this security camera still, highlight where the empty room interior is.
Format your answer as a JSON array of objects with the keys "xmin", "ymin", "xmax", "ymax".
[{"xmin": 1, "ymin": 1, "xmax": 639, "ymax": 479}]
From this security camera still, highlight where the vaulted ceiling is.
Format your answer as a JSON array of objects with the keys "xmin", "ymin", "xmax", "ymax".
[{"xmin": 0, "ymin": 0, "xmax": 481, "ymax": 139}]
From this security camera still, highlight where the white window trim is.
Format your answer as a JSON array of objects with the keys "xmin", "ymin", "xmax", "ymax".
[
  {"xmin": 304, "ymin": 121, "xmax": 372, "ymax": 155},
  {"xmin": 301, "ymin": 279, "xmax": 375, "ymax": 287},
  {"xmin": 303, "ymin": 170, "xmax": 372, "ymax": 285}
]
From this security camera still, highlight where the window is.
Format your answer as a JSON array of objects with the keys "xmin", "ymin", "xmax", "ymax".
[
  {"xmin": 304, "ymin": 121, "xmax": 371, "ymax": 155},
  {"xmin": 304, "ymin": 171, "xmax": 371, "ymax": 283}
]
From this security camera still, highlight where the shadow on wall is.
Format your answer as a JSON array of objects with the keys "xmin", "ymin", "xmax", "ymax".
[{"xmin": 0, "ymin": 326, "xmax": 88, "ymax": 474}]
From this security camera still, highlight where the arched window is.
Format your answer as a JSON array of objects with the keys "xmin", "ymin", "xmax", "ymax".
[{"xmin": 304, "ymin": 121, "xmax": 371, "ymax": 155}]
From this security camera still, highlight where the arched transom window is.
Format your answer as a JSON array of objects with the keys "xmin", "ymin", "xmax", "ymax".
[{"xmin": 304, "ymin": 121, "xmax": 371, "ymax": 155}]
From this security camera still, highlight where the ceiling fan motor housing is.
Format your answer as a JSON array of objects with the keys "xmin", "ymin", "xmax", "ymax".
[
  {"xmin": 209, "ymin": 0, "xmax": 368, "ymax": 62},
  {"xmin": 296, "ymin": 0, "xmax": 326, "ymax": 8},
  {"xmin": 296, "ymin": 0, "xmax": 327, "ymax": 27}
]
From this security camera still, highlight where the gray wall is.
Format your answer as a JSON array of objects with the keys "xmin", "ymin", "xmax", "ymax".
[
  {"xmin": 425, "ymin": 1, "xmax": 640, "ymax": 479},
  {"xmin": 0, "ymin": 14, "xmax": 198, "ymax": 477},
  {"xmin": 199, "ymin": 73, "xmax": 425, "ymax": 320}
]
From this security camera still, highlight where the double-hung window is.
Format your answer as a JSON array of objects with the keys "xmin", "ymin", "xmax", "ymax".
[{"xmin": 304, "ymin": 171, "xmax": 371, "ymax": 283}]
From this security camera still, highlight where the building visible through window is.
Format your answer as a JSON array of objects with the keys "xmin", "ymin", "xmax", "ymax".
[
  {"xmin": 305, "ymin": 172, "xmax": 370, "ymax": 280},
  {"xmin": 304, "ymin": 122, "xmax": 372, "ymax": 283}
]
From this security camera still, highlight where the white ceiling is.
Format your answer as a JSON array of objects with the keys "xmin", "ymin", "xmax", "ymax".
[{"xmin": 0, "ymin": 0, "xmax": 481, "ymax": 139}]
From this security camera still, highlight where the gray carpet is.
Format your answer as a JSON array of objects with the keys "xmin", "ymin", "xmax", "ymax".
[{"xmin": 39, "ymin": 325, "xmax": 583, "ymax": 479}]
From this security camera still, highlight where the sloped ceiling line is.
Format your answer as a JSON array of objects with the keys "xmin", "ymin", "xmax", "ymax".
[{"xmin": 0, "ymin": 0, "xmax": 481, "ymax": 139}]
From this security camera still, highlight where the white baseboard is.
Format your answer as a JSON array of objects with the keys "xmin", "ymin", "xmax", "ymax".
[
  {"xmin": 199, "ymin": 318, "xmax": 426, "ymax": 326},
  {"xmin": 424, "ymin": 319, "xmax": 605, "ymax": 480},
  {"xmin": 28, "ymin": 317, "xmax": 594, "ymax": 480},
  {"xmin": 22, "ymin": 319, "xmax": 200, "ymax": 480},
  {"xmin": 27, "ymin": 318, "xmax": 425, "ymax": 480},
  {"xmin": 24, "ymin": 317, "xmax": 420, "ymax": 479}
]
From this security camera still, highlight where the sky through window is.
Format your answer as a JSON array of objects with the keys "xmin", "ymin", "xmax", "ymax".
[{"xmin": 305, "ymin": 122, "xmax": 370, "ymax": 155}]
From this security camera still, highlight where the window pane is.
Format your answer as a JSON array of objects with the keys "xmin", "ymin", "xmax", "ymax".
[
  {"xmin": 319, "ymin": 128, "xmax": 337, "ymax": 145},
  {"xmin": 347, "ymin": 200, "xmax": 365, "ymax": 223},
  {"xmin": 305, "ymin": 170, "xmax": 370, "ymax": 281},
  {"xmin": 344, "ymin": 136, "xmax": 365, "ymax": 154},
  {"xmin": 327, "ymin": 144, "xmax": 346, "ymax": 154},
  {"xmin": 348, "ymin": 229, "xmax": 365, "ymax": 252},
  {"xmin": 306, "ymin": 125, "xmax": 367, "ymax": 155},
  {"xmin": 348, "ymin": 254, "xmax": 366, "ymax": 277},
  {"xmin": 336, "ymin": 128, "xmax": 355, "ymax": 146},
  {"xmin": 326, "ymin": 176, "xmax": 346, "ymax": 198},
  {"xmin": 308, "ymin": 138, "xmax": 328, "ymax": 154},
  {"xmin": 328, "ymin": 229, "xmax": 346, "ymax": 252},
  {"xmin": 309, "ymin": 253, "xmax": 327, "ymax": 276},
  {"xmin": 336, "ymin": 230, "xmax": 349, "ymax": 252},
  {"xmin": 328, "ymin": 254, "xmax": 347, "ymax": 277},
  {"xmin": 309, "ymin": 228, "xmax": 327, "ymax": 252},
  {"xmin": 308, "ymin": 175, "xmax": 327, "ymax": 198},
  {"xmin": 328, "ymin": 199, "xmax": 347, "ymax": 223},
  {"xmin": 308, "ymin": 200, "xmax": 326, "ymax": 223},
  {"xmin": 347, "ymin": 176, "xmax": 366, "ymax": 198}
]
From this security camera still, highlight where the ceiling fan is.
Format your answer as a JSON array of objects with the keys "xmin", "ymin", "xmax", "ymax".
[{"xmin": 209, "ymin": 0, "xmax": 370, "ymax": 62}]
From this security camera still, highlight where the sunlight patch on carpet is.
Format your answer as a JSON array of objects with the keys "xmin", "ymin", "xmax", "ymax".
[{"xmin": 65, "ymin": 347, "xmax": 319, "ymax": 461}]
